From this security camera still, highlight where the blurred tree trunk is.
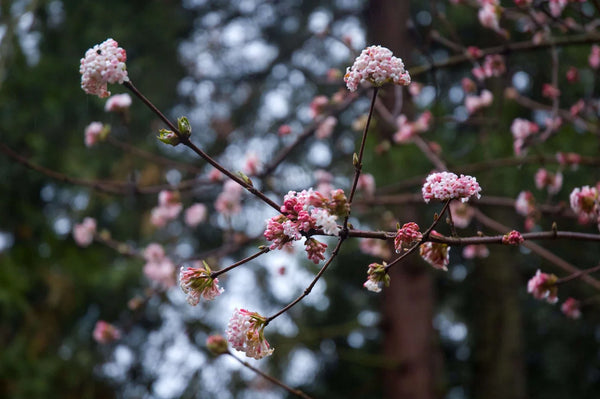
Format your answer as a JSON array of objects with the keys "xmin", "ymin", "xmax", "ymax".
[
  {"xmin": 471, "ymin": 255, "xmax": 526, "ymax": 399},
  {"xmin": 367, "ymin": 2, "xmax": 440, "ymax": 398}
]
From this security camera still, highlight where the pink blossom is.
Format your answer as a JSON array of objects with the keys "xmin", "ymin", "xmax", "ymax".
[
  {"xmin": 515, "ymin": 191, "xmax": 536, "ymax": 217},
  {"xmin": 450, "ymin": 201, "xmax": 474, "ymax": 228},
  {"xmin": 208, "ymin": 168, "xmax": 222, "ymax": 182},
  {"xmin": 84, "ymin": 121, "xmax": 108, "ymax": 147},
  {"xmin": 408, "ymin": 82, "xmax": 423, "ymax": 96},
  {"xmin": 143, "ymin": 243, "xmax": 165, "ymax": 263},
  {"xmin": 561, "ymin": 297, "xmax": 582, "ymax": 319},
  {"xmin": 80, "ymin": 38, "xmax": 129, "ymax": 98},
  {"xmin": 243, "ymin": 152, "xmax": 261, "ymax": 175},
  {"xmin": 527, "ymin": 269, "xmax": 558, "ymax": 303},
  {"xmin": 394, "ymin": 222, "xmax": 423, "ymax": 252},
  {"xmin": 309, "ymin": 95, "xmax": 329, "ymax": 118},
  {"xmin": 215, "ymin": 180, "xmax": 243, "ymax": 216},
  {"xmin": 590, "ymin": 45, "xmax": 600, "ymax": 69},
  {"xmin": 422, "ymin": 171, "xmax": 482, "ymax": 203},
  {"xmin": 542, "ymin": 83, "xmax": 561, "ymax": 100},
  {"xmin": 472, "ymin": 54, "xmax": 505, "ymax": 81},
  {"xmin": 393, "ymin": 111, "xmax": 432, "ymax": 143},
  {"xmin": 466, "ymin": 46, "xmax": 483, "ymax": 59},
  {"xmin": 419, "ymin": 238, "xmax": 450, "ymax": 271},
  {"xmin": 359, "ymin": 238, "xmax": 392, "ymax": 259},
  {"xmin": 461, "ymin": 77, "xmax": 476, "ymax": 93},
  {"xmin": 151, "ymin": 191, "xmax": 182, "ymax": 227},
  {"xmin": 184, "ymin": 203, "xmax": 207, "ymax": 227},
  {"xmin": 73, "ymin": 217, "xmax": 97, "ymax": 247},
  {"xmin": 570, "ymin": 99, "xmax": 585, "ymax": 116},
  {"xmin": 344, "ymin": 45, "xmax": 411, "ymax": 92},
  {"xmin": 566, "ymin": 67, "xmax": 579, "ymax": 83},
  {"xmin": 363, "ymin": 262, "xmax": 390, "ymax": 293},
  {"xmin": 305, "ymin": 238, "xmax": 328, "ymax": 264},
  {"xmin": 206, "ymin": 334, "xmax": 229, "ymax": 355},
  {"xmin": 534, "ymin": 169, "xmax": 563, "ymax": 195},
  {"xmin": 315, "ymin": 116, "xmax": 337, "ymax": 139},
  {"xmin": 570, "ymin": 186, "xmax": 599, "ymax": 222},
  {"xmin": 226, "ymin": 308, "xmax": 273, "ymax": 360},
  {"xmin": 556, "ymin": 152, "xmax": 582, "ymax": 167},
  {"xmin": 478, "ymin": 3, "xmax": 501, "ymax": 32},
  {"xmin": 549, "ymin": 0, "xmax": 568, "ymax": 17},
  {"xmin": 104, "ymin": 93, "xmax": 132, "ymax": 112},
  {"xmin": 462, "ymin": 244, "xmax": 489, "ymax": 259},
  {"xmin": 179, "ymin": 262, "xmax": 224, "ymax": 305},
  {"xmin": 93, "ymin": 320, "xmax": 121, "ymax": 344},
  {"xmin": 511, "ymin": 118, "xmax": 538, "ymax": 156},
  {"xmin": 544, "ymin": 116, "xmax": 562, "ymax": 132},
  {"xmin": 278, "ymin": 124, "xmax": 292, "ymax": 136},
  {"xmin": 143, "ymin": 243, "xmax": 175, "ymax": 288},
  {"xmin": 465, "ymin": 90, "xmax": 493, "ymax": 114},
  {"xmin": 502, "ymin": 230, "xmax": 524, "ymax": 245},
  {"xmin": 357, "ymin": 173, "xmax": 376, "ymax": 197}
]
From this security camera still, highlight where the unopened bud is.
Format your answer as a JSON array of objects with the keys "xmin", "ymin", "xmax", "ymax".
[
  {"xmin": 353, "ymin": 153, "xmax": 359, "ymax": 166},
  {"xmin": 177, "ymin": 116, "xmax": 192, "ymax": 138},
  {"xmin": 158, "ymin": 129, "xmax": 180, "ymax": 146},
  {"xmin": 206, "ymin": 334, "xmax": 229, "ymax": 355},
  {"xmin": 237, "ymin": 171, "xmax": 253, "ymax": 187}
]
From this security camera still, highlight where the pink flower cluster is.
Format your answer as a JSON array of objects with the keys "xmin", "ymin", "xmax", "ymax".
[
  {"xmin": 226, "ymin": 308, "xmax": 273, "ymax": 360},
  {"xmin": 80, "ymin": 38, "xmax": 129, "ymax": 98},
  {"xmin": 73, "ymin": 217, "xmax": 97, "ymax": 247},
  {"xmin": 309, "ymin": 95, "xmax": 329, "ymax": 118},
  {"xmin": 549, "ymin": 0, "xmax": 568, "ymax": 17},
  {"xmin": 478, "ymin": 1, "xmax": 503, "ymax": 34},
  {"xmin": 93, "ymin": 320, "xmax": 121, "ymax": 344},
  {"xmin": 561, "ymin": 297, "xmax": 582, "ymax": 319},
  {"xmin": 542, "ymin": 83, "xmax": 561, "ymax": 100},
  {"xmin": 569, "ymin": 185, "xmax": 599, "ymax": 225},
  {"xmin": 315, "ymin": 116, "xmax": 338, "ymax": 139},
  {"xmin": 450, "ymin": 201, "xmax": 475, "ymax": 228},
  {"xmin": 206, "ymin": 334, "xmax": 229, "ymax": 355},
  {"xmin": 472, "ymin": 54, "xmax": 505, "ymax": 81},
  {"xmin": 462, "ymin": 244, "xmax": 489, "ymax": 259},
  {"xmin": 179, "ymin": 261, "xmax": 224, "ymax": 305},
  {"xmin": 264, "ymin": 189, "xmax": 348, "ymax": 263},
  {"xmin": 104, "ymin": 93, "xmax": 132, "ymax": 112},
  {"xmin": 344, "ymin": 45, "xmax": 411, "ymax": 92},
  {"xmin": 510, "ymin": 118, "xmax": 539, "ymax": 156},
  {"xmin": 556, "ymin": 152, "xmax": 582, "ymax": 168},
  {"xmin": 363, "ymin": 262, "xmax": 390, "ymax": 293},
  {"xmin": 527, "ymin": 269, "xmax": 558, "ymax": 303},
  {"xmin": 419, "ymin": 238, "xmax": 450, "ymax": 271},
  {"xmin": 394, "ymin": 222, "xmax": 423, "ymax": 252},
  {"xmin": 84, "ymin": 122, "xmax": 109, "ymax": 147},
  {"xmin": 422, "ymin": 172, "xmax": 482, "ymax": 203},
  {"xmin": 357, "ymin": 173, "xmax": 376, "ymax": 197},
  {"xmin": 393, "ymin": 111, "xmax": 432, "ymax": 143},
  {"xmin": 465, "ymin": 90, "xmax": 493, "ymax": 114},
  {"xmin": 359, "ymin": 238, "xmax": 392, "ymax": 259},
  {"xmin": 151, "ymin": 190, "xmax": 183, "ymax": 227},
  {"xmin": 534, "ymin": 168, "xmax": 563, "ymax": 194},
  {"xmin": 215, "ymin": 180, "xmax": 244, "ymax": 216},
  {"xmin": 184, "ymin": 203, "xmax": 207, "ymax": 227},
  {"xmin": 502, "ymin": 230, "xmax": 524, "ymax": 245},
  {"xmin": 590, "ymin": 45, "xmax": 600, "ymax": 69},
  {"xmin": 143, "ymin": 243, "xmax": 176, "ymax": 288},
  {"xmin": 515, "ymin": 191, "xmax": 536, "ymax": 217}
]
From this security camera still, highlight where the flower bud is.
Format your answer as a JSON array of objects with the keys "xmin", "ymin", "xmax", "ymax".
[
  {"xmin": 158, "ymin": 129, "xmax": 180, "ymax": 146},
  {"xmin": 177, "ymin": 116, "xmax": 192, "ymax": 138},
  {"xmin": 206, "ymin": 334, "xmax": 229, "ymax": 355}
]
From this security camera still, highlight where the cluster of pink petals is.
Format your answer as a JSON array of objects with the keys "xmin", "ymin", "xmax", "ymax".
[
  {"xmin": 527, "ymin": 269, "xmax": 558, "ymax": 303},
  {"xmin": 542, "ymin": 83, "xmax": 561, "ymax": 100},
  {"xmin": 465, "ymin": 90, "xmax": 493, "ymax": 114},
  {"xmin": 549, "ymin": 0, "xmax": 568, "ymax": 17},
  {"xmin": 73, "ymin": 217, "xmax": 97, "ymax": 247},
  {"xmin": 206, "ymin": 334, "xmax": 229, "ymax": 355},
  {"xmin": 104, "ymin": 93, "xmax": 132, "ymax": 112},
  {"xmin": 278, "ymin": 124, "xmax": 292, "ymax": 136},
  {"xmin": 179, "ymin": 262, "xmax": 224, "ymax": 305},
  {"xmin": 359, "ymin": 238, "xmax": 392, "ymax": 259},
  {"xmin": 570, "ymin": 99, "xmax": 585, "ymax": 116},
  {"xmin": 569, "ymin": 185, "xmax": 599, "ymax": 225},
  {"xmin": 243, "ymin": 152, "xmax": 261, "ymax": 175},
  {"xmin": 344, "ymin": 45, "xmax": 411, "ymax": 92},
  {"xmin": 515, "ymin": 191, "xmax": 536, "ymax": 217},
  {"xmin": 556, "ymin": 152, "xmax": 582, "ymax": 168},
  {"xmin": 143, "ymin": 243, "xmax": 176, "ymax": 288},
  {"xmin": 226, "ymin": 308, "xmax": 273, "ymax": 360},
  {"xmin": 305, "ymin": 238, "xmax": 328, "ymax": 264},
  {"xmin": 93, "ymin": 320, "xmax": 121, "ymax": 344},
  {"xmin": 478, "ymin": 1, "xmax": 503, "ymax": 34},
  {"xmin": 450, "ymin": 201, "xmax": 475, "ymax": 228},
  {"xmin": 510, "ymin": 118, "xmax": 539, "ymax": 156},
  {"xmin": 315, "ymin": 116, "xmax": 338, "ymax": 139},
  {"xmin": 363, "ymin": 262, "xmax": 389, "ymax": 293},
  {"xmin": 534, "ymin": 168, "xmax": 563, "ymax": 194},
  {"xmin": 394, "ymin": 222, "xmax": 423, "ymax": 252},
  {"xmin": 422, "ymin": 172, "xmax": 482, "ymax": 203},
  {"xmin": 590, "ymin": 45, "xmax": 600, "ymax": 69},
  {"xmin": 309, "ymin": 95, "xmax": 329, "ymax": 118},
  {"xmin": 215, "ymin": 180, "xmax": 244, "ymax": 216},
  {"xmin": 472, "ymin": 54, "xmax": 505, "ymax": 81},
  {"xmin": 419, "ymin": 239, "xmax": 450, "ymax": 271},
  {"xmin": 84, "ymin": 121, "xmax": 109, "ymax": 148},
  {"xmin": 357, "ymin": 173, "xmax": 376, "ymax": 197},
  {"xmin": 502, "ymin": 230, "xmax": 524, "ymax": 245},
  {"xmin": 151, "ymin": 190, "xmax": 183, "ymax": 227},
  {"xmin": 184, "ymin": 203, "xmax": 207, "ymax": 228},
  {"xmin": 462, "ymin": 77, "xmax": 476, "ymax": 93},
  {"xmin": 80, "ymin": 38, "xmax": 129, "ymax": 98},
  {"xmin": 462, "ymin": 244, "xmax": 489, "ymax": 259},
  {"xmin": 561, "ymin": 297, "xmax": 582, "ymax": 319},
  {"xmin": 566, "ymin": 67, "xmax": 579, "ymax": 83},
  {"xmin": 393, "ymin": 111, "xmax": 432, "ymax": 143}
]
